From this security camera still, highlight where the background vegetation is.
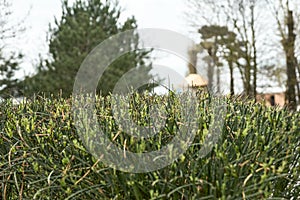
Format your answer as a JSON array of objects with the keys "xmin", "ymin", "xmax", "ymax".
[
  {"xmin": 18, "ymin": 0, "xmax": 153, "ymax": 98},
  {"xmin": 186, "ymin": 0, "xmax": 300, "ymax": 110}
]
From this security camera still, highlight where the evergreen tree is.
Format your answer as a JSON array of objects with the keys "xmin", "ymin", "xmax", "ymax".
[
  {"xmin": 21, "ymin": 0, "xmax": 153, "ymax": 97},
  {"xmin": 0, "ymin": 53, "xmax": 22, "ymax": 98},
  {"xmin": 199, "ymin": 25, "xmax": 244, "ymax": 96}
]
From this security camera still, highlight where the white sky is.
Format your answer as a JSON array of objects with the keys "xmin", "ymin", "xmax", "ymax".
[{"xmin": 8, "ymin": 0, "xmax": 191, "ymax": 81}]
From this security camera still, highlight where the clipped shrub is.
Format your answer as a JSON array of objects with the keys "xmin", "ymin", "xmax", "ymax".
[{"xmin": 0, "ymin": 93, "xmax": 299, "ymax": 199}]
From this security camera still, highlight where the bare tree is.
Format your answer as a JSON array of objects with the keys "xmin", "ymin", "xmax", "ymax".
[
  {"xmin": 186, "ymin": 0, "xmax": 265, "ymax": 99},
  {"xmin": 267, "ymin": 0, "xmax": 299, "ymax": 109},
  {"xmin": 0, "ymin": 0, "xmax": 25, "ymax": 45},
  {"xmin": 0, "ymin": 0, "xmax": 25, "ymax": 98}
]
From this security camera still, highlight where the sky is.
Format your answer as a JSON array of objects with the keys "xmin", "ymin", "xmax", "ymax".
[{"xmin": 8, "ymin": 0, "xmax": 192, "ymax": 83}]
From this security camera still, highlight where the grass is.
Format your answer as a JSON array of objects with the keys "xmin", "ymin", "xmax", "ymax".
[{"xmin": 0, "ymin": 92, "xmax": 299, "ymax": 199}]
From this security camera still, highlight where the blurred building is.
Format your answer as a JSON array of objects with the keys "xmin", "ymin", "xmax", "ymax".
[
  {"xmin": 185, "ymin": 73, "xmax": 208, "ymax": 88},
  {"xmin": 178, "ymin": 73, "xmax": 208, "ymax": 93},
  {"xmin": 256, "ymin": 92, "xmax": 285, "ymax": 107}
]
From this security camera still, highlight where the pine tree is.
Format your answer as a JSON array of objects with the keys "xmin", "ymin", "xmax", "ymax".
[
  {"xmin": 0, "ymin": 53, "xmax": 23, "ymax": 98},
  {"xmin": 21, "ymin": 0, "xmax": 153, "ymax": 97}
]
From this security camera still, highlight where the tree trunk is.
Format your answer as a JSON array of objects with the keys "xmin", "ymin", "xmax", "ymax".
[
  {"xmin": 188, "ymin": 48, "xmax": 198, "ymax": 74},
  {"xmin": 216, "ymin": 67, "xmax": 221, "ymax": 94},
  {"xmin": 213, "ymin": 37, "xmax": 220, "ymax": 93},
  {"xmin": 284, "ymin": 10, "xmax": 297, "ymax": 110},
  {"xmin": 229, "ymin": 60, "xmax": 234, "ymax": 96},
  {"xmin": 206, "ymin": 56, "xmax": 214, "ymax": 89},
  {"xmin": 206, "ymin": 48, "xmax": 215, "ymax": 90},
  {"xmin": 250, "ymin": 4, "xmax": 257, "ymax": 102},
  {"xmin": 245, "ymin": 51, "xmax": 252, "ymax": 97},
  {"xmin": 296, "ymin": 60, "xmax": 300, "ymax": 102}
]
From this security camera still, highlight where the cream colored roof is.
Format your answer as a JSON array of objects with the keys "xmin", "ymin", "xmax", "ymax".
[{"xmin": 185, "ymin": 73, "xmax": 208, "ymax": 87}]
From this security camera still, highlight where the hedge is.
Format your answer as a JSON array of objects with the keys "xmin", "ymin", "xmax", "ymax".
[{"xmin": 0, "ymin": 93, "xmax": 299, "ymax": 199}]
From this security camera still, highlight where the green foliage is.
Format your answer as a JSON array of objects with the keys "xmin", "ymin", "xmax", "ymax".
[
  {"xmin": 0, "ymin": 92, "xmax": 299, "ymax": 199},
  {"xmin": 0, "ymin": 52, "xmax": 22, "ymax": 98},
  {"xmin": 20, "ymin": 0, "xmax": 153, "ymax": 98}
]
